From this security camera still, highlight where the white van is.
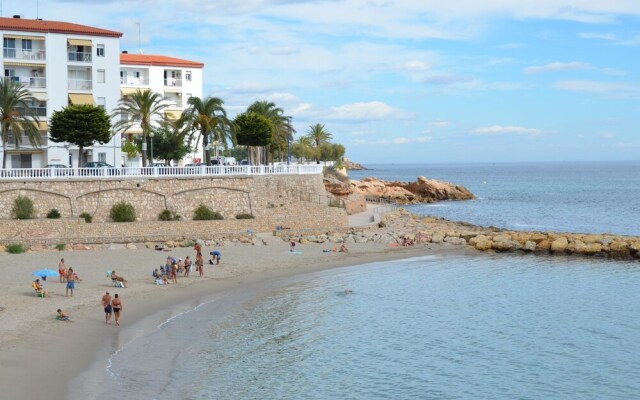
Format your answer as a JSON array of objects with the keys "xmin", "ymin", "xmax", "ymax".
[{"xmin": 222, "ymin": 157, "xmax": 236, "ymax": 166}]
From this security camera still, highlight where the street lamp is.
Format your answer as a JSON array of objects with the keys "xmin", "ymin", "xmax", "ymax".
[
  {"xmin": 213, "ymin": 140, "xmax": 220, "ymax": 159},
  {"xmin": 149, "ymin": 131, "xmax": 154, "ymax": 166}
]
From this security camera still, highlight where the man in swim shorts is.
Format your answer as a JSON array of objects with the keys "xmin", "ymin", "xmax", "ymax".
[
  {"xmin": 102, "ymin": 291, "xmax": 112, "ymax": 324},
  {"xmin": 111, "ymin": 294, "xmax": 122, "ymax": 326}
]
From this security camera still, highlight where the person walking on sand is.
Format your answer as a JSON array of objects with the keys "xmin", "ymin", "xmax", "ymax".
[
  {"xmin": 290, "ymin": 240, "xmax": 296, "ymax": 252},
  {"xmin": 102, "ymin": 291, "xmax": 112, "ymax": 324},
  {"xmin": 58, "ymin": 258, "xmax": 67, "ymax": 283},
  {"xmin": 112, "ymin": 294, "xmax": 122, "ymax": 326}
]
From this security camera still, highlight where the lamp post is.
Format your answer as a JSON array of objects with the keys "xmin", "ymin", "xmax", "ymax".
[
  {"xmin": 287, "ymin": 127, "xmax": 291, "ymax": 165},
  {"xmin": 149, "ymin": 131, "xmax": 154, "ymax": 166}
]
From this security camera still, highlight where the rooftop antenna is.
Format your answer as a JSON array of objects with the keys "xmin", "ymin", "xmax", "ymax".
[
  {"xmin": 36, "ymin": 0, "xmax": 39, "ymax": 19},
  {"xmin": 135, "ymin": 22, "xmax": 142, "ymax": 54}
]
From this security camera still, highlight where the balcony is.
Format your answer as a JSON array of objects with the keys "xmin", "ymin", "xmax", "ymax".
[
  {"xmin": 9, "ymin": 76, "xmax": 46, "ymax": 89},
  {"xmin": 164, "ymin": 78, "xmax": 182, "ymax": 87},
  {"xmin": 15, "ymin": 106, "xmax": 47, "ymax": 117},
  {"xmin": 120, "ymin": 76, "xmax": 149, "ymax": 86},
  {"xmin": 68, "ymin": 79, "xmax": 92, "ymax": 90},
  {"xmin": 5, "ymin": 134, "xmax": 48, "ymax": 147},
  {"xmin": 68, "ymin": 51, "xmax": 92, "ymax": 62},
  {"xmin": 3, "ymin": 48, "xmax": 46, "ymax": 61}
]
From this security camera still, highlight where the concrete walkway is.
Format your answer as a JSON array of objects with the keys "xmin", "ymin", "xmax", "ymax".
[{"xmin": 347, "ymin": 203, "xmax": 378, "ymax": 227}]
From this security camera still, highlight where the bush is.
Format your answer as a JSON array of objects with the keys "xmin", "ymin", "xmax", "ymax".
[
  {"xmin": 79, "ymin": 212, "xmax": 93, "ymax": 223},
  {"xmin": 6, "ymin": 243, "xmax": 26, "ymax": 254},
  {"xmin": 110, "ymin": 202, "xmax": 136, "ymax": 222},
  {"xmin": 12, "ymin": 195, "xmax": 35, "ymax": 219},
  {"xmin": 55, "ymin": 243, "xmax": 66, "ymax": 251},
  {"xmin": 158, "ymin": 209, "xmax": 181, "ymax": 221},
  {"xmin": 193, "ymin": 204, "xmax": 223, "ymax": 220},
  {"xmin": 47, "ymin": 209, "xmax": 61, "ymax": 219},
  {"xmin": 235, "ymin": 213, "xmax": 255, "ymax": 219}
]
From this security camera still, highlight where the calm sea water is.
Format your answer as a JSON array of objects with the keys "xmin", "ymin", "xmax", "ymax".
[
  {"xmin": 349, "ymin": 162, "xmax": 640, "ymax": 236},
  {"xmin": 88, "ymin": 162, "xmax": 640, "ymax": 399},
  {"xmin": 101, "ymin": 255, "xmax": 640, "ymax": 399}
]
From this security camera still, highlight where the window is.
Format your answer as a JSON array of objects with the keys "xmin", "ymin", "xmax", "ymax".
[
  {"xmin": 3, "ymin": 38, "xmax": 15, "ymax": 58},
  {"xmin": 98, "ymin": 152, "xmax": 107, "ymax": 163},
  {"xmin": 97, "ymin": 44, "xmax": 104, "ymax": 57},
  {"xmin": 97, "ymin": 69, "xmax": 105, "ymax": 83},
  {"xmin": 185, "ymin": 71, "xmax": 192, "ymax": 81},
  {"xmin": 22, "ymin": 39, "xmax": 32, "ymax": 51},
  {"xmin": 97, "ymin": 97, "xmax": 106, "ymax": 109}
]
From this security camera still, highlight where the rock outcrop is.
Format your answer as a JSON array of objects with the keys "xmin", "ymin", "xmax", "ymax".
[
  {"xmin": 350, "ymin": 176, "xmax": 475, "ymax": 204},
  {"xmin": 344, "ymin": 160, "xmax": 368, "ymax": 170}
]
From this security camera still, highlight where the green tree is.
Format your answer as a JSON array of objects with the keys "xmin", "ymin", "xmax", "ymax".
[
  {"xmin": 306, "ymin": 123, "xmax": 332, "ymax": 162},
  {"xmin": 49, "ymin": 105, "xmax": 111, "ymax": 167},
  {"xmin": 112, "ymin": 89, "xmax": 167, "ymax": 167},
  {"xmin": 319, "ymin": 143, "xmax": 345, "ymax": 163},
  {"xmin": 247, "ymin": 101, "xmax": 294, "ymax": 163},
  {"xmin": 291, "ymin": 135, "xmax": 314, "ymax": 162},
  {"xmin": 0, "ymin": 77, "xmax": 41, "ymax": 169},
  {"xmin": 152, "ymin": 116, "xmax": 192, "ymax": 165},
  {"xmin": 185, "ymin": 96, "xmax": 234, "ymax": 165},
  {"xmin": 234, "ymin": 113, "xmax": 273, "ymax": 165}
]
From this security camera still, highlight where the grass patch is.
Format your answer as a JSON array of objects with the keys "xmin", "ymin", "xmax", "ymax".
[
  {"xmin": 6, "ymin": 243, "xmax": 26, "ymax": 254},
  {"xmin": 55, "ymin": 243, "xmax": 66, "ymax": 251}
]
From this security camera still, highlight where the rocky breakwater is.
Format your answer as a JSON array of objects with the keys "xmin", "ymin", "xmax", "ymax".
[
  {"xmin": 282, "ymin": 209, "xmax": 640, "ymax": 261},
  {"xmin": 351, "ymin": 176, "xmax": 475, "ymax": 204}
]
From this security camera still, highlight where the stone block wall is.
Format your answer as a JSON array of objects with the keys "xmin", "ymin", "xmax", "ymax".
[{"xmin": 0, "ymin": 174, "xmax": 348, "ymax": 244}]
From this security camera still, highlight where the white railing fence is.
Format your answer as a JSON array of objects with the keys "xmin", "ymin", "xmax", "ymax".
[{"xmin": 0, "ymin": 164, "xmax": 324, "ymax": 180}]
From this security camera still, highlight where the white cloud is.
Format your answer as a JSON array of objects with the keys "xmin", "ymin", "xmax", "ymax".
[
  {"xmin": 471, "ymin": 125, "xmax": 543, "ymax": 136},
  {"xmin": 579, "ymin": 32, "xmax": 617, "ymax": 41},
  {"xmin": 596, "ymin": 132, "xmax": 616, "ymax": 139},
  {"xmin": 328, "ymin": 101, "xmax": 412, "ymax": 121},
  {"xmin": 554, "ymin": 80, "xmax": 640, "ymax": 98},
  {"xmin": 399, "ymin": 60, "xmax": 430, "ymax": 71},
  {"xmin": 523, "ymin": 62, "xmax": 591, "ymax": 74},
  {"xmin": 428, "ymin": 120, "xmax": 451, "ymax": 128}
]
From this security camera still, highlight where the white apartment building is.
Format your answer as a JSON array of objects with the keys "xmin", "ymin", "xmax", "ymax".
[
  {"xmin": 0, "ymin": 16, "xmax": 122, "ymax": 168},
  {"xmin": 119, "ymin": 53, "xmax": 204, "ymax": 166}
]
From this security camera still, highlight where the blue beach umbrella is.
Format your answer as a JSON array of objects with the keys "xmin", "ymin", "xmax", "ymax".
[{"xmin": 32, "ymin": 269, "xmax": 60, "ymax": 281}]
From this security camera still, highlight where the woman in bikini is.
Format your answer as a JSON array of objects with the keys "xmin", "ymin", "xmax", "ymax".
[{"xmin": 111, "ymin": 294, "xmax": 122, "ymax": 326}]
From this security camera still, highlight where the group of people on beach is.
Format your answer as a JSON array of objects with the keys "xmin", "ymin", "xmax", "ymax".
[
  {"xmin": 100, "ymin": 291, "xmax": 123, "ymax": 325},
  {"xmin": 152, "ymin": 243, "xmax": 221, "ymax": 285},
  {"xmin": 58, "ymin": 258, "xmax": 82, "ymax": 297}
]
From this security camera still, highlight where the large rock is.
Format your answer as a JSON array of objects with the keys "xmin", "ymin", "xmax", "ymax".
[
  {"xmin": 609, "ymin": 241, "xmax": 630, "ymax": 258},
  {"xmin": 350, "ymin": 176, "xmax": 474, "ymax": 204},
  {"xmin": 550, "ymin": 237, "xmax": 569, "ymax": 253}
]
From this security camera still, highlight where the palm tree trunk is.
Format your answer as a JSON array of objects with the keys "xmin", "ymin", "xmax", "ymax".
[{"xmin": 202, "ymin": 133, "xmax": 209, "ymax": 165}]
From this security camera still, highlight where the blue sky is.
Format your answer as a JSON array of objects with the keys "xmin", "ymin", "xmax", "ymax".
[{"xmin": 6, "ymin": 0, "xmax": 640, "ymax": 163}]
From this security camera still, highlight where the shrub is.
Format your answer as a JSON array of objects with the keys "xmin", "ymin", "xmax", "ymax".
[
  {"xmin": 47, "ymin": 209, "xmax": 61, "ymax": 219},
  {"xmin": 12, "ymin": 195, "xmax": 35, "ymax": 219},
  {"xmin": 110, "ymin": 202, "xmax": 136, "ymax": 222},
  {"xmin": 193, "ymin": 204, "xmax": 223, "ymax": 220},
  {"xmin": 235, "ymin": 213, "xmax": 255, "ymax": 219},
  {"xmin": 6, "ymin": 243, "xmax": 26, "ymax": 254},
  {"xmin": 55, "ymin": 243, "xmax": 66, "ymax": 251},
  {"xmin": 329, "ymin": 198, "xmax": 344, "ymax": 208},
  {"xmin": 79, "ymin": 212, "xmax": 93, "ymax": 223},
  {"xmin": 158, "ymin": 209, "xmax": 181, "ymax": 221}
]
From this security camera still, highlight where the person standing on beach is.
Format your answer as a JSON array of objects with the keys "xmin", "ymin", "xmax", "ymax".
[
  {"xmin": 58, "ymin": 258, "xmax": 67, "ymax": 283},
  {"xmin": 111, "ymin": 294, "xmax": 122, "ymax": 326},
  {"xmin": 183, "ymin": 256, "xmax": 192, "ymax": 277},
  {"xmin": 194, "ymin": 242, "xmax": 202, "ymax": 258},
  {"xmin": 195, "ymin": 253, "xmax": 204, "ymax": 277},
  {"xmin": 290, "ymin": 240, "xmax": 296, "ymax": 252},
  {"xmin": 102, "ymin": 291, "xmax": 112, "ymax": 324},
  {"xmin": 66, "ymin": 268, "xmax": 76, "ymax": 297}
]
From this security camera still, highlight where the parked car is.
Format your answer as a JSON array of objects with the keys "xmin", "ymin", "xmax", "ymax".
[
  {"xmin": 45, "ymin": 164, "xmax": 69, "ymax": 169},
  {"xmin": 240, "ymin": 159, "xmax": 250, "ymax": 166},
  {"xmin": 81, "ymin": 161, "xmax": 120, "ymax": 176}
]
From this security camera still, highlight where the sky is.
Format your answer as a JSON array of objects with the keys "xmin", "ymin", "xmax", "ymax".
[{"xmin": 3, "ymin": 0, "xmax": 640, "ymax": 163}]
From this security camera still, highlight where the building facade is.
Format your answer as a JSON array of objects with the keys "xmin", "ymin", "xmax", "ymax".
[
  {"xmin": 0, "ymin": 16, "xmax": 122, "ymax": 168},
  {"xmin": 119, "ymin": 53, "xmax": 204, "ymax": 166}
]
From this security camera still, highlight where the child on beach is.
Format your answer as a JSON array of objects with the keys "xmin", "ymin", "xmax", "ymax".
[
  {"xmin": 56, "ymin": 309, "xmax": 71, "ymax": 322},
  {"xmin": 58, "ymin": 258, "xmax": 67, "ymax": 283},
  {"xmin": 183, "ymin": 256, "xmax": 192, "ymax": 277}
]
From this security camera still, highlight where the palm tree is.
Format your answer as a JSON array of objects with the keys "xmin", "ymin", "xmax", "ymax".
[
  {"xmin": 246, "ymin": 101, "xmax": 294, "ymax": 163},
  {"xmin": 0, "ymin": 77, "xmax": 41, "ymax": 169},
  {"xmin": 184, "ymin": 96, "xmax": 234, "ymax": 165},
  {"xmin": 306, "ymin": 123, "xmax": 332, "ymax": 162},
  {"xmin": 153, "ymin": 115, "xmax": 193, "ymax": 165},
  {"xmin": 112, "ymin": 89, "xmax": 168, "ymax": 167}
]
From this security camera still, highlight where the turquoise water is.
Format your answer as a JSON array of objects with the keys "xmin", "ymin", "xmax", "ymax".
[
  {"xmin": 104, "ymin": 255, "xmax": 640, "ymax": 399},
  {"xmin": 349, "ymin": 162, "xmax": 640, "ymax": 236}
]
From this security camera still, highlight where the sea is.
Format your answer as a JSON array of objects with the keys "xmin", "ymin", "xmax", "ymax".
[{"xmin": 78, "ymin": 162, "xmax": 640, "ymax": 399}]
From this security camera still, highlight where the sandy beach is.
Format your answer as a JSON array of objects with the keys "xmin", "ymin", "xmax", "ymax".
[{"xmin": 0, "ymin": 237, "xmax": 470, "ymax": 399}]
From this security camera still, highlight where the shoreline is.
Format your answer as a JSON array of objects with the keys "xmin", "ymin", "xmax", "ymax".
[{"xmin": 0, "ymin": 241, "xmax": 472, "ymax": 399}]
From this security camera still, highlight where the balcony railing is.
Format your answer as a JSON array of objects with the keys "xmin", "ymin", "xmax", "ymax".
[
  {"xmin": 120, "ymin": 77, "xmax": 149, "ymax": 86},
  {"xmin": 68, "ymin": 79, "xmax": 92, "ymax": 90},
  {"xmin": 10, "ymin": 76, "xmax": 46, "ymax": 88},
  {"xmin": 5, "ymin": 135, "xmax": 48, "ymax": 147},
  {"xmin": 0, "ymin": 164, "xmax": 324, "ymax": 180},
  {"xmin": 3, "ymin": 48, "xmax": 46, "ymax": 60},
  {"xmin": 68, "ymin": 51, "xmax": 92, "ymax": 62},
  {"xmin": 15, "ymin": 106, "xmax": 47, "ymax": 117},
  {"xmin": 164, "ymin": 78, "xmax": 182, "ymax": 87}
]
